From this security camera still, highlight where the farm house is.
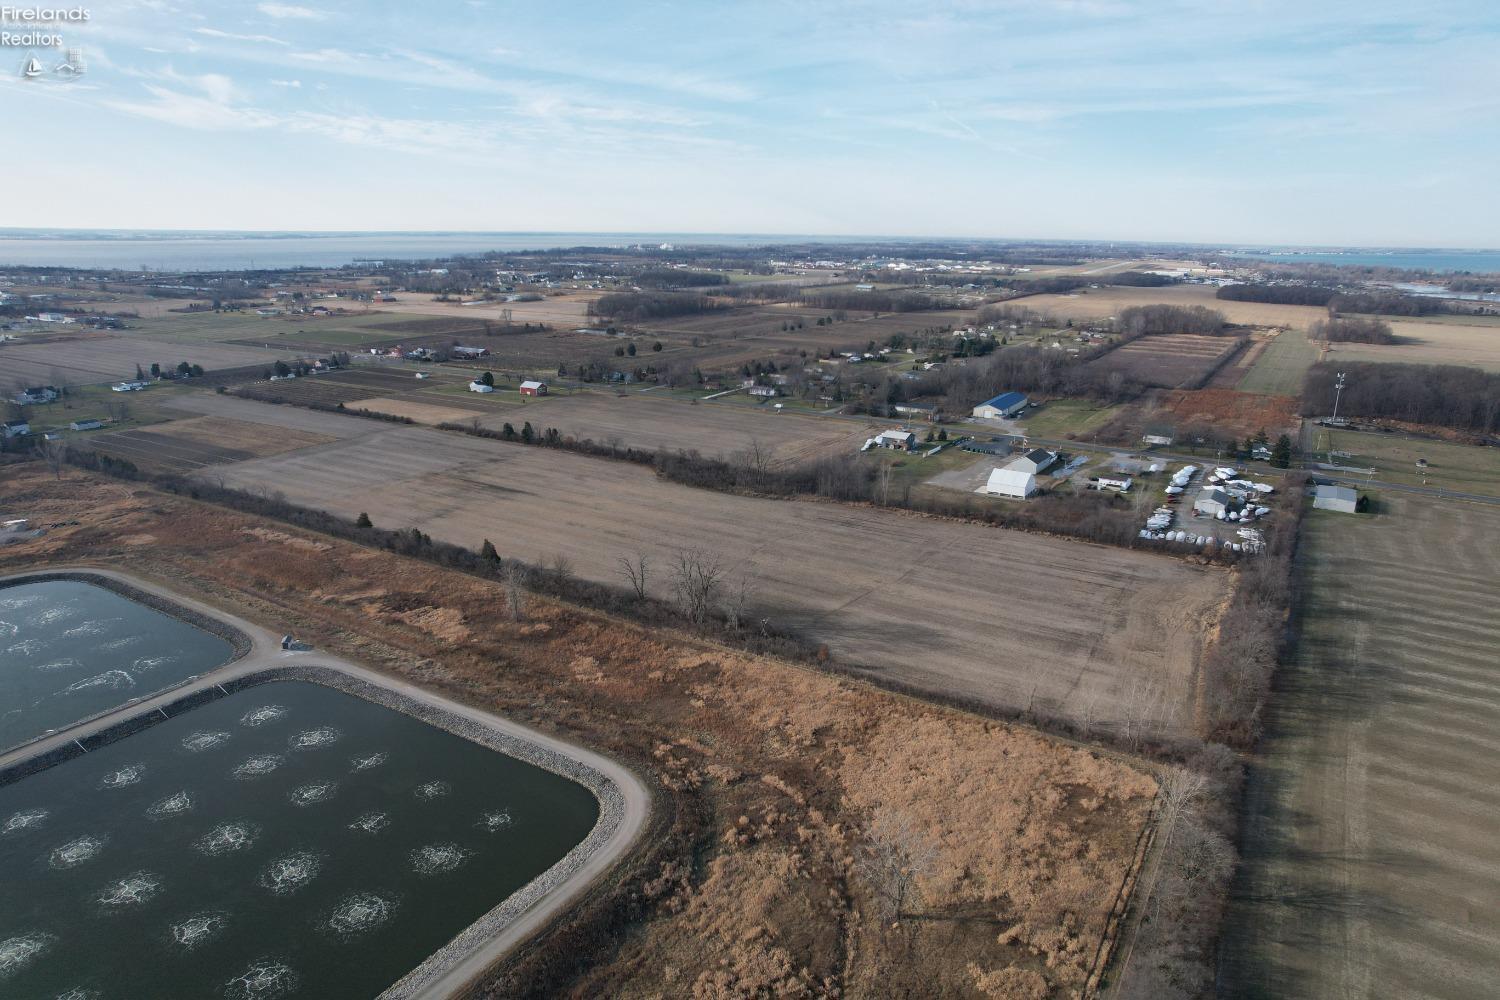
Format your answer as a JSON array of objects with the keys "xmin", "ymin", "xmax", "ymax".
[
  {"xmin": 982, "ymin": 464, "xmax": 1037, "ymax": 498},
  {"xmin": 468, "ymin": 381, "xmax": 495, "ymax": 393},
  {"xmin": 1313, "ymin": 485, "xmax": 1359, "ymax": 513},
  {"xmin": 971, "ymin": 391, "xmax": 1028, "ymax": 420}
]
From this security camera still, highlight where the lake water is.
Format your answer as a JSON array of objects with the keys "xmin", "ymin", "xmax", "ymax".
[
  {"xmin": 0, "ymin": 230, "xmax": 839, "ymax": 271},
  {"xmin": 1230, "ymin": 249, "xmax": 1500, "ymax": 273},
  {"xmin": 0, "ymin": 679, "xmax": 600, "ymax": 998},
  {"xmin": 0, "ymin": 580, "xmax": 234, "ymax": 752}
]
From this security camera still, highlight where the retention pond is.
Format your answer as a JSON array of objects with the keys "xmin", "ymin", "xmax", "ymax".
[
  {"xmin": 0, "ymin": 679, "xmax": 603, "ymax": 998},
  {"xmin": 0, "ymin": 579, "xmax": 235, "ymax": 751}
]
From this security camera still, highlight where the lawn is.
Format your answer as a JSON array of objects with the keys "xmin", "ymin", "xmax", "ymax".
[
  {"xmin": 1018, "ymin": 398, "xmax": 1122, "ymax": 440},
  {"xmin": 1307, "ymin": 427, "xmax": 1500, "ymax": 497},
  {"xmin": 22, "ymin": 382, "xmax": 191, "ymax": 435},
  {"xmin": 1238, "ymin": 327, "xmax": 1320, "ymax": 395}
]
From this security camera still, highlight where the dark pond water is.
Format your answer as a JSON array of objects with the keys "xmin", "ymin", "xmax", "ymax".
[
  {"xmin": 0, "ymin": 680, "xmax": 601, "ymax": 998},
  {"xmin": 0, "ymin": 580, "xmax": 235, "ymax": 751}
]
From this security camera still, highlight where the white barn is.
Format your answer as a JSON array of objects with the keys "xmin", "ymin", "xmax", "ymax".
[
  {"xmin": 982, "ymin": 464, "xmax": 1037, "ymax": 498},
  {"xmin": 1313, "ymin": 485, "xmax": 1358, "ymax": 513}
]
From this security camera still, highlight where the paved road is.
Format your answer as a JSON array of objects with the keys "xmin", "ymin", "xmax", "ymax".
[{"xmin": 0, "ymin": 566, "xmax": 651, "ymax": 1000}]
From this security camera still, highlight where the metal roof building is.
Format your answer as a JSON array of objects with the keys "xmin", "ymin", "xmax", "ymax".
[
  {"xmin": 971, "ymin": 391, "xmax": 1029, "ymax": 419},
  {"xmin": 1313, "ymin": 485, "xmax": 1359, "ymax": 513}
]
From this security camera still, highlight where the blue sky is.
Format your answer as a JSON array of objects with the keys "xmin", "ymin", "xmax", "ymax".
[{"xmin": 5, "ymin": 1, "xmax": 1499, "ymax": 245}]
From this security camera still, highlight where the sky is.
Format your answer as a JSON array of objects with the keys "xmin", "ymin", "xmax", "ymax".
[{"xmin": 3, "ymin": 0, "xmax": 1498, "ymax": 246}]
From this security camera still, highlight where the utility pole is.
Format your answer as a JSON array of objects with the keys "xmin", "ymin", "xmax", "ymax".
[{"xmin": 1331, "ymin": 371, "xmax": 1347, "ymax": 423}]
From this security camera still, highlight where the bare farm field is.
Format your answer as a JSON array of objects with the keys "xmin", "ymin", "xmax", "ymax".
[
  {"xmin": 1222, "ymin": 495, "xmax": 1500, "ymax": 999},
  {"xmin": 1321, "ymin": 315, "xmax": 1500, "ymax": 372},
  {"xmin": 370, "ymin": 291, "xmax": 598, "ymax": 327},
  {"xmin": 1025, "ymin": 283, "xmax": 1329, "ymax": 329},
  {"xmin": 163, "ymin": 395, "xmax": 1229, "ymax": 733},
  {"xmin": 1087, "ymin": 333, "xmax": 1240, "ymax": 388},
  {"xmin": 0, "ymin": 333, "xmax": 285, "ymax": 387},
  {"xmin": 473, "ymin": 390, "xmax": 881, "ymax": 464},
  {"xmin": 1, "ymin": 465, "xmax": 1160, "ymax": 998},
  {"xmin": 86, "ymin": 415, "xmax": 337, "ymax": 474}
]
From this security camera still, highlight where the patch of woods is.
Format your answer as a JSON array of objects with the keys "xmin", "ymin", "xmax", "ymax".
[
  {"xmin": 1114, "ymin": 304, "xmax": 1226, "ymax": 337},
  {"xmin": 633, "ymin": 268, "xmax": 730, "ymax": 289},
  {"xmin": 997, "ymin": 271, "xmax": 1180, "ymax": 297},
  {"xmin": 589, "ymin": 291, "xmax": 725, "ymax": 322},
  {"xmin": 1303, "ymin": 361, "xmax": 1500, "ymax": 433},
  {"xmin": 1217, "ymin": 282, "xmax": 1447, "ymax": 316},
  {"xmin": 1309, "ymin": 316, "xmax": 1396, "ymax": 344}
]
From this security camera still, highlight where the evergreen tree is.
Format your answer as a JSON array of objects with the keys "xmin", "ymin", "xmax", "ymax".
[
  {"xmin": 521, "ymin": 421, "xmax": 535, "ymax": 444},
  {"xmin": 1271, "ymin": 434, "xmax": 1293, "ymax": 468},
  {"xmin": 480, "ymin": 539, "xmax": 499, "ymax": 561},
  {"xmin": 355, "ymin": 512, "xmax": 372, "ymax": 528},
  {"xmin": 479, "ymin": 370, "xmax": 495, "ymax": 387}
]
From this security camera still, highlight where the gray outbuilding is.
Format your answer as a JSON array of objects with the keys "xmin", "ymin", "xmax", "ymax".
[{"xmin": 1313, "ymin": 485, "xmax": 1359, "ymax": 513}]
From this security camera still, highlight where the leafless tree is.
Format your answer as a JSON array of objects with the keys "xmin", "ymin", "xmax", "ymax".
[
  {"xmin": 671, "ymin": 548, "xmax": 724, "ymax": 625},
  {"xmin": 734, "ymin": 437, "xmax": 775, "ymax": 475},
  {"xmin": 36, "ymin": 436, "xmax": 67, "ymax": 479},
  {"xmin": 504, "ymin": 562, "xmax": 528, "ymax": 622},
  {"xmin": 721, "ymin": 572, "xmax": 754, "ymax": 629},
  {"xmin": 876, "ymin": 458, "xmax": 895, "ymax": 506},
  {"xmin": 618, "ymin": 551, "xmax": 650, "ymax": 600},
  {"xmin": 857, "ymin": 807, "xmax": 938, "ymax": 923},
  {"xmin": 548, "ymin": 551, "xmax": 574, "ymax": 584}
]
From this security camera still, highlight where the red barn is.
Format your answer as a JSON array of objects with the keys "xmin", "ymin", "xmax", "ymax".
[{"xmin": 519, "ymin": 380, "xmax": 548, "ymax": 397}]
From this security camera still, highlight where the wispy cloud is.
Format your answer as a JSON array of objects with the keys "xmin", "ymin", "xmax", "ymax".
[
  {"xmin": 257, "ymin": 3, "xmax": 326, "ymax": 20},
  {"xmin": 194, "ymin": 27, "xmax": 288, "ymax": 46}
]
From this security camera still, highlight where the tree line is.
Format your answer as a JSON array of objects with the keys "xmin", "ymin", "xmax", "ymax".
[{"xmin": 1303, "ymin": 361, "xmax": 1500, "ymax": 433}]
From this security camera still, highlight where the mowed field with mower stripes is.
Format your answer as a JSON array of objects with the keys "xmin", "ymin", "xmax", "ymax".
[{"xmin": 1223, "ymin": 494, "xmax": 1500, "ymax": 999}]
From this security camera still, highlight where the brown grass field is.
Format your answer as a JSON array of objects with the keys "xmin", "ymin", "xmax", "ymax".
[
  {"xmin": 0, "ymin": 464, "xmax": 1160, "ymax": 997},
  {"xmin": 1024, "ymin": 283, "xmax": 1330, "ymax": 329},
  {"xmin": 346, "ymin": 396, "xmax": 490, "ymax": 425},
  {"xmin": 1088, "ymin": 333, "xmax": 1241, "ymax": 388},
  {"xmin": 143, "ymin": 394, "xmax": 1229, "ymax": 734},
  {"xmin": 1221, "ymin": 495, "xmax": 1500, "ymax": 999},
  {"xmin": 0, "ymin": 333, "xmax": 286, "ymax": 387},
  {"xmin": 1320, "ymin": 315, "xmax": 1500, "ymax": 371}
]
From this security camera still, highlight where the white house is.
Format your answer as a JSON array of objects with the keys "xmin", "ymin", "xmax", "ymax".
[
  {"xmin": 468, "ymin": 381, "xmax": 495, "ymax": 393},
  {"xmin": 69, "ymin": 419, "xmax": 103, "ymax": 432},
  {"xmin": 1008, "ymin": 449, "xmax": 1058, "ymax": 475},
  {"xmin": 1089, "ymin": 475, "xmax": 1133, "ymax": 492},
  {"xmin": 2, "ymin": 420, "xmax": 29, "ymax": 439},
  {"xmin": 1312, "ymin": 485, "xmax": 1359, "ymax": 513},
  {"xmin": 982, "ymin": 463, "xmax": 1038, "ymax": 498},
  {"xmin": 971, "ymin": 391, "xmax": 1028, "ymax": 420},
  {"xmin": 15, "ymin": 386, "xmax": 58, "ymax": 405}
]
